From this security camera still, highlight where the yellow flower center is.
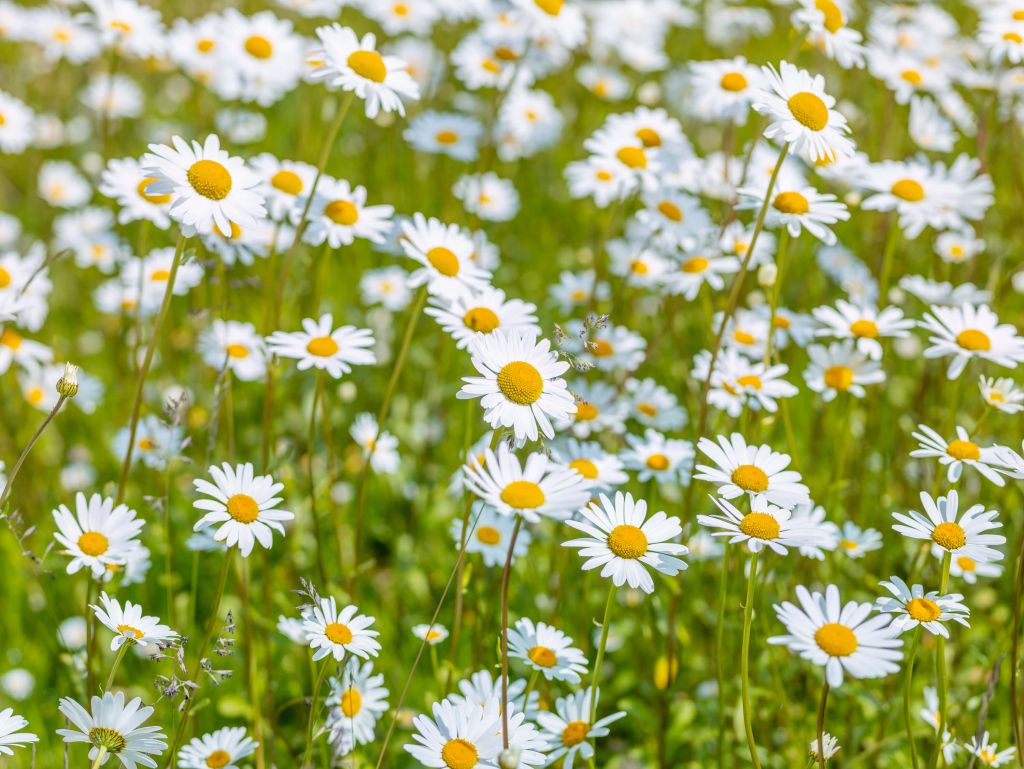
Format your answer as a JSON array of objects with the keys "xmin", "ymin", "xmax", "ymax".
[
  {"xmin": 575, "ymin": 402, "xmax": 599, "ymax": 421},
  {"xmin": 427, "ymin": 246, "xmax": 460, "ymax": 276},
  {"xmin": 739, "ymin": 512, "xmax": 780, "ymax": 540},
  {"xmin": 891, "ymin": 179, "xmax": 925, "ymax": 202},
  {"xmin": 772, "ymin": 314, "xmax": 791, "ymax": 329},
  {"xmin": 324, "ymin": 199, "xmax": 359, "ymax": 226},
  {"xmin": 616, "ymin": 146, "xmax": 647, "ymax": 169},
  {"xmin": 476, "ymin": 525, "xmax": 501, "ymax": 545},
  {"xmin": 78, "ymin": 531, "xmax": 109, "ymax": 557},
  {"xmin": 638, "ymin": 402, "xmax": 657, "ymax": 416},
  {"xmin": 27, "ymin": 387, "xmax": 44, "ymax": 406},
  {"xmin": 435, "ymin": 130, "xmax": 459, "ymax": 144},
  {"xmin": 946, "ymin": 439, "xmax": 980, "ymax": 461},
  {"xmin": 187, "ymin": 159, "xmax": 232, "ymax": 200},
  {"xmin": 773, "ymin": 191, "xmax": 810, "ymax": 214},
  {"xmin": 1, "ymin": 327, "xmax": 21, "ymax": 349},
  {"xmin": 463, "ymin": 307, "xmax": 499, "ymax": 332},
  {"xmin": 340, "ymin": 687, "xmax": 362, "ymax": 717},
  {"xmin": 137, "ymin": 177, "xmax": 171, "ymax": 204},
  {"xmin": 646, "ymin": 453, "xmax": 670, "ymax": 471},
  {"xmin": 814, "ymin": 623, "xmax": 858, "ymax": 656},
  {"xmin": 839, "ymin": 539, "xmax": 858, "ymax": 551},
  {"xmin": 850, "ymin": 319, "xmax": 879, "ymax": 338},
  {"xmin": 824, "ymin": 365, "xmax": 854, "ymax": 391},
  {"xmin": 271, "ymin": 169, "xmax": 303, "ymax": 195},
  {"xmin": 441, "ymin": 738, "xmax": 478, "ymax": 769},
  {"xmin": 306, "ymin": 336, "xmax": 339, "ymax": 357},
  {"xmin": 635, "ymin": 127, "xmax": 661, "ymax": 147},
  {"xmin": 205, "ymin": 751, "xmax": 231, "ymax": 769},
  {"xmin": 787, "ymin": 92, "xmax": 829, "ymax": 131},
  {"xmin": 901, "ymin": 69, "xmax": 923, "ymax": 85},
  {"xmin": 682, "ymin": 257, "xmax": 709, "ymax": 273},
  {"xmin": 138, "ymin": 437, "xmax": 156, "ymax": 450},
  {"xmin": 496, "ymin": 361, "xmax": 543, "ymax": 404},
  {"xmin": 590, "ymin": 339, "xmax": 614, "ymax": 356},
  {"xmin": 528, "ymin": 645, "xmax": 558, "ymax": 667},
  {"xmin": 494, "ymin": 46, "xmax": 519, "ymax": 61},
  {"xmin": 657, "ymin": 200, "xmax": 683, "ymax": 221},
  {"xmin": 956, "ymin": 329, "xmax": 991, "ymax": 352},
  {"xmin": 116, "ymin": 624, "xmax": 144, "ymax": 639},
  {"xmin": 815, "ymin": 0, "xmax": 844, "ymax": 32},
  {"xmin": 561, "ymin": 721, "xmax": 590, "ymax": 747},
  {"xmin": 325, "ymin": 623, "xmax": 354, "ymax": 644},
  {"xmin": 196, "ymin": 38, "xmax": 215, "ymax": 53},
  {"xmin": 720, "ymin": 71, "xmax": 748, "ymax": 91},
  {"xmin": 731, "ymin": 464, "xmax": 769, "ymax": 492},
  {"xmin": 347, "ymin": 50, "xmax": 387, "ymax": 82},
  {"xmin": 1005, "ymin": 31, "xmax": 1024, "ymax": 43},
  {"xmin": 0, "ymin": 266, "xmax": 10, "ymax": 287},
  {"xmin": 569, "ymin": 458, "xmax": 598, "ymax": 479},
  {"xmin": 88, "ymin": 727, "xmax": 127, "ymax": 754},
  {"xmin": 906, "ymin": 597, "xmax": 941, "ymax": 622},
  {"xmin": 244, "ymin": 35, "xmax": 273, "ymax": 59},
  {"xmin": 226, "ymin": 343, "xmax": 249, "ymax": 359},
  {"xmin": 736, "ymin": 374, "xmax": 763, "ymax": 390},
  {"xmin": 932, "ymin": 521, "xmax": 966, "ymax": 550},
  {"xmin": 733, "ymin": 330, "xmax": 756, "ymax": 345},
  {"xmin": 226, "ymin": 493, "xmax": 260, "ymax": 523},
  {"xmin": 500, "ymin": 481, "xmax": 545, "ymax": 509},
  {"xmin": 956, "ymin": 555, "xmax": 976, "ymax": 572},
  {"xmin": 110, "ymin": 20, "xmax": 132, "ymax": 32},
  {"xmin": 608, "ymin": 524, "xmax": 648, "ymax": 558},
  {"xmin": 631, "ymin": 260, "xmax": 649, "ymax": 274},
  {"xmin": 534, "ymin": 0, "xmax": 563, "ymax": 15}
]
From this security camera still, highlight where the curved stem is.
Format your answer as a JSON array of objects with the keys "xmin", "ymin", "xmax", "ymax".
[
  {"xmin": 741, "ymin": 550, "xmax": 762, "ymax": 769},
  {"xmin": 500, "ymin": 516, "xmax": 524, "ymax": 749},
  {"xmin": 587, "ymin": 583, "xmax": 616, "ymax": 762},
  {"xmin": 301, "ymin": 661, "xmax": 330, "ymax": 769},
  {"xmin": 816, "ymin": 681, "xmax": 830, "ymax": 769},
  {"xmin": 0, "ymin": 394, "xmax": 67, "ymax": 511},
  {"xmin": 903, "ymin": 628, "xmax": 922, "ymax": 769},
  {"xmin": 103, "ymin": 642, "xmax": 129, "ymax": 693}
]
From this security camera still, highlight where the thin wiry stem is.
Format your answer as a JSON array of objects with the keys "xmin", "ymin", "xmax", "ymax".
[
  {"xmin": 500, "ymin": 516, "xmax": 524, "ymax": 749},
  {"xmin": 740, "ymin": 550, "xmax": 762, "ymax": 769}
]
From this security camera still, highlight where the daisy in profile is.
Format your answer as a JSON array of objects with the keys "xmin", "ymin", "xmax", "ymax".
[
  {"xmin": 752, "ymin": 61, "xmax": 854, "ymax": 162},
  {"xmin": 966, "ymin": 732, "xmax": 1016, "ymax": 767},
  {"xmin": 198, "ymin": 319, "xmax": 267, "ymax": 381},
  {"xmin": 462, "ymin": 445, "xmax": 590, "ymax": 522},
  {"xmin": 695, "ymin": 433, "xmax": 810, "ymax": 506},
  {"xmin": 426, "ymin": 286, "xmax": 540, "ymax": 349},
  {"xmin": 536, "ymin": 688, "xmax": 625, "ymax": 769},
  {"xmin": 621, "ymin": 429, "xmax": 694, "ymax": 485},
  {"xmin": 450, "ymin": 503, "xmax": 532, "ymax": 567},
  {"xmin": 812, "ymin": 301, "xmax": 914, "ymax": 360},
  {"xmin": 99, "ymin": 157, "xmax": 172, "ymax": 229},
  {"xmin": 52, "ymin": 493, "xmax": 145, "ymax": 577},
  {"xmin": 401, "ymin": 213, "xmax": 492, "ymax": 300},
  {"xmin": 303, "ymin": 596, "xmax": 381, "ymax": 662},
  {"xmin": 920, "ymin": 303, "xmax": 1024, "ymax": 379},
  {"xmin": 142, "ymin": 134, "xmax": 266, "ymax": 236},
  {"xmin": 509, "ymin": 618, "xmax": 588, "ymax": 683},
  {"xmin": 350, "ymin": 413, "xmax": 400, "ymax": 475},
  {"xmin": 893, "ymin": 490, "xmax": 1005, "ymax": 565},
  {"xmin": 193, "ymin": 462, "xmax": 294, "ymax": 557},
  {"xmin": 458, "ymin": 330, "xmax": 575, "ymax": 446},
  {"xmin": 911, "ymin": 424, "xmax": 1007, "ymax": 486},
  {"xmin": 808, "ymin": 732, "xmax": 841, "ymax": 762},
  {"xmin": 624, "ymin": 378, "xmax": 686, "ymax": 431},
  {"xmin": 835, "ymin": 522, "xmax": 882, "ymax": 559},
  {"xmin": 769, "ymin": 584, "xmax": 903, "ymax": 687},
  {"xmin": 919, "ymin": 687, "xmax": 960, "ymax": 764},
  {"xmin": 564, "ymin": 492, "xmax": 687, "ymax": 593},
  {"xmin": 804, "ymin": 341, "xmax": 885, "ymax": 400},
  {"xmin": 697, "ymin": 495, "xmax": 831, "ymax": 555},
  {"xmin": 57, "ymin": 692, "xmax": 167, "ymax": 768},
  {"xmin": 325, "ymin": 661, "xmax": 389, "ymax": 750},
  {"xmin": 178, "ymin": 727, "xmax": 257, "ymax": 769},
  {"xmin": 979, "ymin": 376, "xmax": 1024, "ymax": 414},
  {"xmin": 936, "ymin": 544, "xmax": 1002, "ymax": 584},
  {"xmin": 91, "ymin": 592, "xmax": 178, "ymax": 650},
  {"xmin": 551, "ymin": 438, "xmax": 628, "ymax": 492},
  {"xmin": 738, "ymin": 183, "xmax": 849, "ymax": 244},
  {"xmin": 412, "ymin": 623, "xmax": 448, "ymax": 645},
  {"xmin": 310, "ymin": 24, "xmax": 420, "ymax": 118},
  {"xmin": 266, "ymin": 314, "xmax": 376, "ymax": 379},
  {"xmin": 874, "ymin": 577, "xmax": 969, "ymax": 638},
  {"xmin": 405, "ymin": 698, "xmax": 501, "ymax": 769},
  {"xmin": 0, "ymin": 709, "xmax": 37, "ymax": 756}
]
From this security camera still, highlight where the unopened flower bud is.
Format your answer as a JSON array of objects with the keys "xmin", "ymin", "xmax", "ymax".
[
  {"xmin": 56, "ymin": 363, "xmax": 79, "ymax": 398},
  {"xmin": 499, "ymin": 748, "xmax": 521, "ymax": 769},
  {"xmin": 757, "ymin": 263, "xmax": 777, "ymax": 288}
]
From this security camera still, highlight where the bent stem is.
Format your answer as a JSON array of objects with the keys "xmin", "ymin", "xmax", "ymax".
[
  {"xmin": 904, "ymin": 628, "xmax": 923, "ymax": 769},
  {"xmin": 500, "ymin": 516, "xmax": 524, "ymax": 749},
  {"xmin": 816, "ymin": 680, "xmax": 830, "ymax": 769},
  {"xmin": 301, "ymin": 661, "xmax": 330, "ymax": 769},
  {"xmin": 741, "ymin": 550, "xmax": 762, "ymax": 769},
  {"xmin": 115, "ymin": 232, "xmax": 187, "ymax": 505},
  {"xmin": 103, "ymin": 642, "xmax": 130, "ymax": 693}
]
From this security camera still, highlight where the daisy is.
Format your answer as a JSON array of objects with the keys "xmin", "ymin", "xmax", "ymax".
[
  {"xmin": 804, "ymin": 341, "xmax": 886, "ymax": 400},
  {"xmin": 310, "ymin": 25, "xmax": 420, "ymax": 118},
  {"xmin": 698, "ymin": 348, "xmax": 798, "ymax": 417},
  {"xmin": 266, "ymin": 314, "xmax": 376, "ymax": 379},
  {"xmin": 536, "ymin": 688, "xmax": 625, "ymax": 769},
  {"xmin": 659, "ymin": 251, "xmax": 740, "ymax": 300},
  {"xmin": 936, "ymin": 544, "xmax": 1003, "ymax": 584},
  {"xmin": 808, "ymin": 732, "xmax": 841, "ymax": 761},
  {"xmin": 0, "ymin": 91, "xmax": 33, "ymax": 154},
  {"xmin": 426, "ymin": 286, "xmax": 539, "ymax": 349},
  {"xmin": 401, "ymin": 213, "xmax": 492, "ymax": 300},
  {"xmin": 635, "ymin": 187, "xmax": 712, "ymax": 250},
  {"xmin": 918, "ymin": 686, "xmax": 960, "ymax": 763},
  {"xmin": 193, "ymin": 462, "xmax": 294, "ymax": 557},
  {"xmin": 452, "ymin": 172, "xmax": 520, "ymax": 222},
  {"xmin": 621, "ymin": 429, "xmax": 694, "ymax": 485},
  {"xmin": 549, "ymin": 270, "xmax": 609, "ymax": 314},
  {"xmin": 462, "ymin": 445, "xmax": 590, "ymax": 523},
  {"xmin": 569, "ymin": 321, "xmax": 647, "ymax": 374},
  {"xmin": 688, "ymin": 57, "xmax": 762, "ymax": 124},
  {"xmin": 350, "ymin": 413, "xmax": 400, "ymax": 474},
  {"xmin": 450, "ymin": 503, "xmax": 533, "ymax": 567},
  {"xmin": 920, "ymin": 303, "xmax": 1024, "ymax": 379},
  {"xmin": 874, "ymin": 577, "xmax": 969, "ymax": 638},
  {"xmin": 303, "ymin": 596, "xmax": 381, "ymax": 662},
  {"xmin": 360, "ymin": 266, "xmax": 413, "ymax": 311},
  {"xmin": 551, "ymin": 438, "xmax": 628, "ymax": 492},
  {"xmin": 909, "ymin": 96, "xmax": 956, "ymax": 153},
  {"xmin": 249, "ymin": 154, "xmax": 316, "ymax": 222},
  {"xmin": 738, "ymin": 183, "xmax": 849, "ymax": 244},
  {"xmin": 835, "ymin": 522, "xmax": 882, "ymax": 559},
  {"xmin": 38, "ymin": 160, "xmax": 91, "ymax": 208},
  {"xmin": 112, "ymin": 413, "xmax": 184, "ymax": 471},
  {"xmin": 564, "ymin": 492, "xmax": 687, "ymax": 593},
  {"xmin": 565, "ymin": 156, "xmax": 632, "ymax": 207},
  {"xmin": 0, "ymin": 708, "xmax": 37, "ymax": 756},
  {"xmin": 198, "ymin": 319, "xmax": 267, "ymax": 382},
  {"xmin": 91, "ymin": 593, "xmax": 178, "ymax": 650},
  {"xmin": 697, "ymin": 495, "xmax": 831, "ymax": 556},
  {"xmin": 142, "ymin": 134, "xmax": 266, "ymax": 237},
  {"xmin": 458, "ymin": 330, "xmax": 575, "ymax": 446},
  {"xmin": 325, "ymin": 660, "xmax": 389, "ymax": 751},
  {"xmin": 967, "ymin": 733, "xmax": 1016, "ymax": 767},
  {"xmin": 893, "ymin": 490, "xmax": 1006, "ymax": 565},
  {"xmin": 753, "ymin": 61, "xmax": 854, "ymax": 162},
  {"xmin": 178, "ymin": 727, "xmax": 257, "ymax": 769},
  {"xmin": 98, "ymin": 158, "xmax": 170, "ymax": 230},
  {"xmin": 556, "ymin": 379, "xmax": 628, "ymax": 439},
  {"xmin": 509, "ymin": 617, "xmax": 588, "ymax": 683},
  {"xmin": 301, "ymin": 177, "xmax": 393, "ymax": 248},
  {"xmin": 812, "ymin": 301, "xmax": 914, "ymax": 360},
  {"xmin": 979, "ymin": 376, "xmax": 1024, "ymax": 414},
  {"xmin": 624, "ymin": 377, "xmax": 686, "ymax": 431},
  {"xmin": 404, "ymin": 111, "xmax": 483, "ymax": 162},
  {"xmin": 911, "ymin": 424, "xmax": 1008, "ymax": 486},
  {"xmin": 792, "ymin": 0, "xmax": 865, "ymax": 69},
  {"xmin": 405, "ymin": 698, "xmax": 501, "ymax": 769},
  {"xmin": 57, "ymin": 692, "xmax": 167, "ymax": 768},
  {"xmin": 449, "ymin": 670, "xmax": 538, "ymax": 721},
  {"xmin": 511, "ymin": 0, "xmax": 586, "ymax": 48},
  {"xmin": 695, "ymin": 433, "xmax": 810, "ymax": 506},
  {"xmin": 52, "ymin": 493, "xmax": 145, "ymax": 577},
  {"xmin": 412, "ymin": 623, "xmax": 448, "ymax": 645},
  {"xmin": 769, "ymin": 584, "xmax": 903, "ymax": 687},
  {"xmin": 0, "ymin": 326, "xmax": 51, "ymax": 374}
]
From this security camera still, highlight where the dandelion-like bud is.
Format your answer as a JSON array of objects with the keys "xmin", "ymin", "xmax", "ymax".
[
  {"xmin": 499, "ymin": 747, "xmax": 521, "ymax": 769},
  {"xmin": 56, "ymin": 363, "xmax": 79, "ymax": 398}
]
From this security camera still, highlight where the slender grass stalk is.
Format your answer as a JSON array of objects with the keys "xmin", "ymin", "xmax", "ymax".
[
  {"xmin": 586, "ymin": 583, "xmax": 616, "ymax": 762},
  {"xmin": 307, "ymin": 371, "xmax": 328, "ymax": 587},
  {"xmin": 103, "ymin": 643, "xmax": 129, "ymax": 693},
  {"xmin": 0, "ymin": 394, "xmax": 68, "ymax": 512},
  {"xmin": 301, "ymin": 661, "xmax": 330, "ymax": 769},
  {"xmin": 740, "ymin": 550, "xmax": 762, "ymax": 769},
  {"xmin": 816, "ymin": 681, "xmax": 830, "ymax": 769},
  {"xmin": 716, "ymin": 542, "xmax": 731, "ymax": 769},
  {"xmin": 903, "ymin": 628, "xmax": 923, "ymax": 769},
  {"xmin": 1011, "ymin": 518, "xmax": 1024, "ymax": 765},
  {"xmin": 114, "ymin": 232, "xmax": 187, "ymax": 506},
  {"xmin": 500, "ymin": 516, "xmax": 524, "ymax": 749},
  {"xmin": 928, "ymin": 551, "xmax": 952, "ymax": 769}
]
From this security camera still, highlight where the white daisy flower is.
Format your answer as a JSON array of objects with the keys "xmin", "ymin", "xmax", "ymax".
[
  {"xmin": 695, "ymin": 433, "xmax": 810, "ymax": 506},
  {"xmin": 91, "ymin": 592, "xmax": 178, "ymax": 650},
  {"xmin": 450, "ymin": 503, "xmax": 532, "ymax": 567},
  {"xmin": 935, "ymin": 544, "xmax": 1003, "ymax": 584},
  {"xmin": 624, "ymin": 377, "xmax": 687, "ymax": 431},
  {"xmin": 551, "ymin": 438, "xmax": 628, "ymax": 492},
  {"xmin": 659, "ymin": 251, "xmax": 740, "ymax": 300},
  {"xmin": 687, "ymin": 56, "xmax": 763, "ymax": 124},
  {"xmin": 448, "ymin": 670, "xmax": 538, "ymax": 722},
  {"xmin": 404, "ymin": 698, "xmax": 501, "ymax": 769},
  {"xmin": 301, "ymin": 177, "xmax": 394, "ymax": 248},
  {"xmin": 967, "ymin": 732, "xmax": 1016, "ymax": 767},
  {"xmin": 892, "ymin": 490, "xmax": 1005, "ymax": 565},
  {"xmin": 804, "ymin": 341, "xmax": 885, "ymax": 400},
  {"xmin": 401, "ymin": 213, "xmax": 492, "ymax": 300},
  {"xmin": 0, "ymin": 90, "xmax": 34, "ymax": 154},
  {"xmin": 621, "ymin": 429, "xmax": 694, "ymax": 485},
  {"xmin": 920, "ymin": 303, "xmax": 1024, "ymax": 379},
  {"xmin": 303, "ymin": 596, "xmax": 381, "ymax": 662},
  {"xmin": 52, "ymin": 493, "xmax": 145, "ymax": 577},
  {"xmin": 808, "ymin": 731, "xmax": 841, "ymax": 761},
  {"xmin": 812, "ymin": 300, "xmax": 914, "ymax": 360},
  {"xmin": 509, "ymin": 617, "xmax": 588, "ymax": 683},
  {"xmin": 266, "ymin": 314, "xmax": 376, "ymax": 379},
  {"xmin": 404, "ymin": 111, "xmax": 483, "ymax": 162},
  {"xmin": 426, "ymin": 286, "xmax": 539, "ymax": 349},
  {"xmin": 325, "ymin": 660, "xmax": 389, "ymax": 750},
  {"xmin": 412, "ymin": 623, "xmax": 448, "ymax": 645},
  {"xmin": 57, "ymin": 691, "xmax": 167, "ymax": 768},
  {"xmin": 536, "ymin": 688, "xmax": 625, "ymax": 769},
  {"xmin": 350, "ymin": 413, "xmax": 400, "ymax": 475},
  {"xmin": 453, "ymin": 172, "xmax": 520, "ymax": 222},
  {"xmin": 0, "ymin": 708, "xmax": 37, "ymax": 756},
  {"xmin": 99, "ymin": 156, "xmax": 172, "ymax": 229},
  {"xmin": 738, "ymin": 183, "xmax": 849, "ymax": 245},
  {"xmin": 198, "ymin": 319, "xmax": 267, "ymax": 382},
  {"xmin": 250, "ymin": 153, "xmax": 317, "ymax": 222},
  {"xmin": 835, "ymin": 522, "xmax": 882, "ymax": 559},
  {"xmin": 697, "ymin": 495, "xmax": 831, "ymax": 556},
  {"xmin": 978, "ymin": 375, "xmax": 1024, "ymax": 414},
  {"xmin": 192, "ymin": 462, "xmax": 294, "ymax": 557},
  {"xmin": 874, "ymin": 576, "xmax": 969, "ymax": 638},
  {"xmin": 910, "ymin": 424, "xmax": 1008, "ymax": 486},
  {"xmin": 769, "ymin": 584, "xmax": 903, "ymax": 687},
  {"xmin": 178, "ymin": 727, "xmax": 257, "ymax": 769},
  {"xmin": 564, "ymin": 491, "xmax": 687, "ymax": 593},
  {"xmin": 556, "ymin": 379, "xmax": 627, "ymax": 439}
]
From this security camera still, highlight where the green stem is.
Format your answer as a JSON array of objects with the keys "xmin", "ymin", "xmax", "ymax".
[
  {"xmin": 762, "ymin": 228, "xmax": 789, "ymax": 367},
  {"xmin": 816, "ymin": 681, "xmax": 829, "ymax": 769},
  {"xmin": 500, "ymin": 516, "xmax": 524, "ymax": 749},
  {"xmin": 0, "ymin": 394, "xmax": 68, "ymax": 512},
  {"xmin": 91, "ymin": 745, "xmax": 108, "ymax": 769},
  {"xmin": 927, "ymin": 552, "xmax": 952, "ymax": 769},
  {"xmin": 301, "ymin": 661, "xmax": 330, "ymax": 769},
  {"xmin": 904, "ymin": 628, "xmax": 922, "ymax": 769},
  {"xmin": 741, "ymin": 550, "xmax": 762, "ymax": 769},
  {"xmin": 104, "ymin": 642, "xmax": 130, "ymax": 692},
  {"xmin": 716, "ymin": 542, "xmax": 731, "ymax": 769},
  {"xmin": 587, "ymin": 583, "xmax": 616, "ymax": 763}
]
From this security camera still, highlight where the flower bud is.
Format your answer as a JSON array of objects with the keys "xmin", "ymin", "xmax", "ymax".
[
  {"xmin": 56, "ymin": 363, "xmax": 79, "ymax": 398},
  {"xmin": 499, "ymin": 748, "xmax": 521, "ymax": 769}
]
